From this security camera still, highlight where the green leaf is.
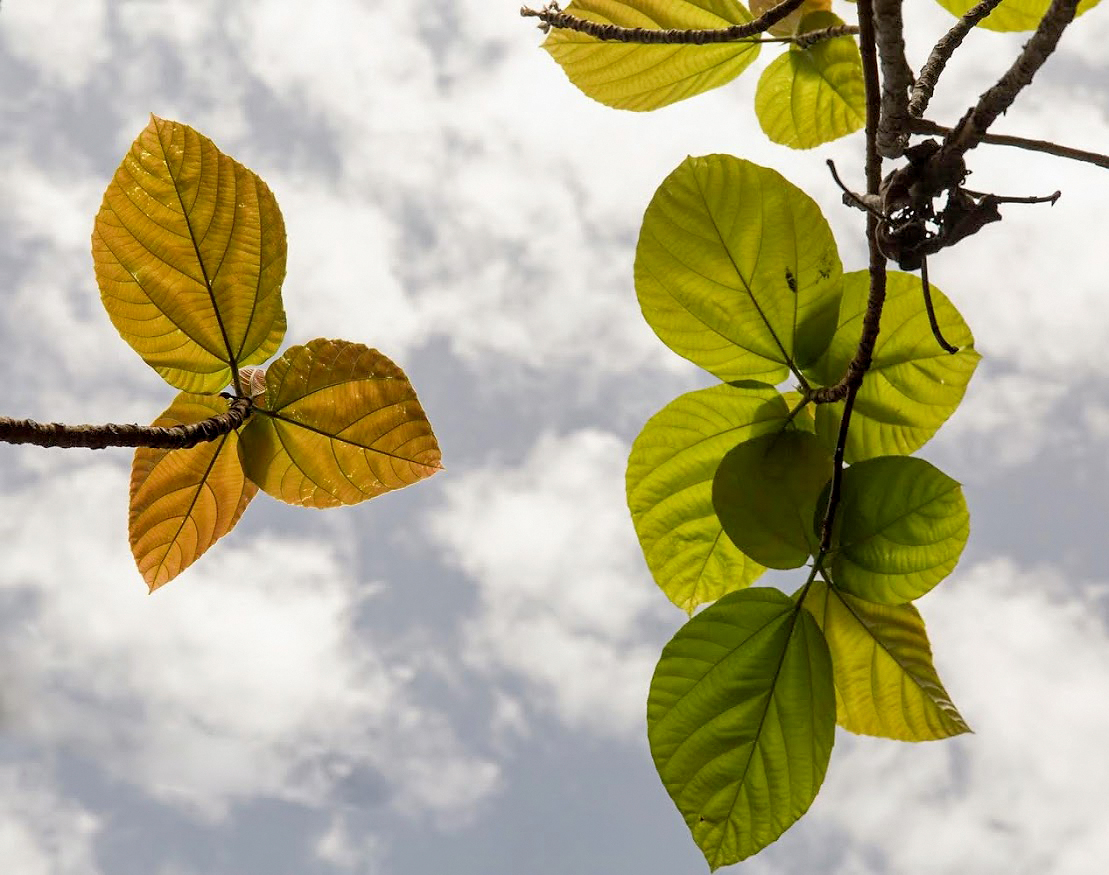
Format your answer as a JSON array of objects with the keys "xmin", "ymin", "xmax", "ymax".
[
  {"xmin": 648, "ymin": 588, "xmax": 834, "ymax": 869},
  {"xmin": 754, "ymin": 13, "xmax": 865, "ymax": 149},
  {"xmin": 808, "ymin": 270, "xmax": 979, "ymax": 461},
  {"xmin": 934, "ymin": 0, "xmax": 1100, "ymax": 32},
  {"xmin": 543, "ymin": 0, "xmax": 760, "ymax": 111},
  {"xmin": 626, "ymin": 384, "xmax": 790, "ymax": 613},
  {"xmin": 93, "ymin": 116, "xmax": 287, "ymax": 393},
  {"xmin": 239, "ymin": 339, "xmax": 441, "ymax": 508},
  {"xmin": 636, "ymin": 155, "xmax": 842, "ymax": 383},
  {"xmin": 713, "ymin": 431, "xmax": 833, "ymax": 570},
  {"xmin": 802, "ymin": 578, "xmax": 970, "ymax": 740},
  {"xmin": 826, "ymin": 456, "xmax": 969, "ymax": 604},
  {"xmin": 130, "ymin": 393, "xmax": 257, "ymax": 591}
]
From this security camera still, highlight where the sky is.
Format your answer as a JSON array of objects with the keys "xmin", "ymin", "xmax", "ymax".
[{"xmin": 1, "ymin": 1, "xmax": 1109, "ymax": 873}]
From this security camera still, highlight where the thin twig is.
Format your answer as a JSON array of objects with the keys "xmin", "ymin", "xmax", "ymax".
[
  {"xmin": 826, "ymin": 159, "xmax": 883, "ymax": 217},
  {"xmin": 920, "ymin": 256, "xmax": 959, "ymax": 354},
  {"xmin": 910, "ymin": 0, "xmax": 1004, "ymax": 118},
  {"xmin": 873, "ymin": 0, "xmax": 914, "ymax": 158},
  {"xmin": 942, "ymin": 0, "xmax": 1080, "ymax": 159},
  {"xmin": 519, "ymin": 0, "xmax": 807, "ymax": 43},
  {"xmin": 910, "ymin": 117, "xmax": 1109, "ymax": 170},
  {"xmin": 0, "ymin": 396, "xmax": 253, "ymax": 450}
]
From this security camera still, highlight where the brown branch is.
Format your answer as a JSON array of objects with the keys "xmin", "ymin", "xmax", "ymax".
[
  {"xmin": 909, "ymin": 0, "xmax": 1004, "ymax": 119},
  {"xmin": 873, "ymin": 0, "xmax": 913, "ymax": 158},
  {"xmin": 793, "ymin": 25, "xmax": 859, "ymax": 50},
  {"xmin": 519, "ymin": 0, "xmax": 807, "ymax": 43},
  {"xmin": 0, "ymin": 396, "xmax": 253, "ymax": 450},
  {"xmin": 909, "ymin": 117, "xmax": 1109, "ymax": 170},
  {"xmin": 942, "ymin": 0, "xmax": 1080, "ymax": 159}
]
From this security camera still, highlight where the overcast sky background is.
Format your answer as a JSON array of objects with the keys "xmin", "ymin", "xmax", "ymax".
[{"xmin": 2, "ymin": 1, "xmax": 1109, "ymax": 873}]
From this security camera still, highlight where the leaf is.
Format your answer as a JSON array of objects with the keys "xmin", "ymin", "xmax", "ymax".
[
  {"xmin": 648, "ymin": 587, "xmax": 835, "ymax": 869},
  {"xmin": 636, "ymin": 155, "xmax": 842, "ymax": 383},
  {"xmin": 130, "ymin": 393, "xmax": 257, "ymax": 591},
  {"xmin": 807, "ymin": 270, "xmax": 979, "ymax": 461},
  {"xmin": 826, "ymin": 456, "xmax": 969, "ymax": 604},
  {"xmin": 543, "ymin": 0, "xmax": 760, "ymax": 111},
  {"xmin": 713, "ymin": 431, "xmax": 833, "ymax": 570},
  {"xmin": 802, "ymin": 578, "xmax": 970, "ymax": 740},
  {"xmin": 749, "ymin": 0, "xmax": 832, "ymax": 36},
  {"xmin": 239, "ymin": 339, "xmax": 441, "ymax": 508},
  {"xmin": 754, "ymin": 13, "xmax": 865, "ymax": 149},
  {"xmin": 933, "ymin": 0, "xmax": 1100, "ymax": 32},
  {"xmin": 93, "ymin": 116, "xmax": 287, "ymax": 393},
  {"xmin": 626, "ymin": 384, "xmax": 790, "ymax": 613}
]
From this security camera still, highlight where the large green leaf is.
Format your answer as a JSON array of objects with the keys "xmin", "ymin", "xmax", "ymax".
[
  {"xmin": 802, "ymin": 578, "xmax": 970, "ymax": 740},
  {"xmin": 93, "ymin": 116, "xmax": 287, "ymax": 393},
  {"xmin": 626, "ymin": 384, "xmax": 790, "ymax": 613},
  {"xmin": 754, "ymin": 13, "xmax": 865, "ymax": 149},
  {"xmin": 636, "ymin": 155, "xmax": 842, "ymax": 383},
  {"xmin": 826, "ymin": 456, "xmax": 969, "ymax": 604},
  {"xmin": 648, "ymin": 587, "xmax": 834, "ymax": 869},
  {"xmin": 239, "ymin": 339, "xmax": 441, "ymax": 508},
  {"xmin": 713, "ymin": 431, "xmax": 833, "ymax": 570},
  {"xmin": 934, "ymin": 0, "xmax": 1099, "ymax": 32},
  {"xmin": 807, "ymin": 270, "xmax": 979, "ymax": 461},
  {"xmin": 130, "ymin": 393, "xmax": 257, "ymax": 591},
  {"xmin": 543, "ymin": 0, "xmax": 760, "ymax": 111}
]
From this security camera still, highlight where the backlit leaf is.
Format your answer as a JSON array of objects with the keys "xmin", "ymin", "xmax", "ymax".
[
  {"xmin": 802, "ymin": 578, "xmax": 970, "ymax": 740},
  {"xmin": 543, "ymin": 0, "xmax": 759, "ymax": 111},
  {"xmin": 130, "ymin": 393, "xmax": 257, "ymax": 591},
  {"xmin": 648, "ymin": 588, "xmax": 834, "ymax": 869},
  {"xmin": 713, "ymin": 431, "xmax": 833, "ymax": 570},
  {"xmin": 934, "ymin": 0, "xmax": 1099, "ymax": 32},
  {"xmin": 749, "ymin": 0, "xmax": 832, "ymax": 36},
  {"xmin": 827, "ymin": 456, "xmax": 969, "ymax": 604},
  {"xmin": 754, "ymin": 13, "xmax": 865, "ymax": 149},
  {"xmin": 626, "ymin": 384, "xmax": 790, "ymax": 613},
  {"xmin": 636, "ymin": 155, "xmax": 842, "ymax": 383},
  {"xmin": 808, "ymin": 270, "xmax": 979, "ymax": 461},
  {"xmin": 93, "ymin": 116, "xmax": 287, "ymax": 393},
  {"xmin": 239, "ymin": 339, "xmax": 441, "ymax": 508}
]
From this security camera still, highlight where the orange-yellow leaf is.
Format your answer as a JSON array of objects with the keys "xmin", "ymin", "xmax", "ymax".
[
  {"xmin": 93, "ymin": 116, "xmax": 287, "ymax": 393},
  {"xmin": 750, "ymin": 0, "xmax": 832, "ymax": 35},
  {"xmin": 130, "ymin": 393, "xmax": 257, "ymax": 591},
  {"xmin": 239, "ymin": 339, "xmax": 442, "ymax": 508}
]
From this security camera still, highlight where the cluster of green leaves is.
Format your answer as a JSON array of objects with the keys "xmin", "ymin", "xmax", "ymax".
[
  {"xmin": 526, "ymin": 0, "xmax": 1106, "ymax": 867},
  {"xmin": 94, "ymin": 117, "xmax": 441, "ymax": 590}
]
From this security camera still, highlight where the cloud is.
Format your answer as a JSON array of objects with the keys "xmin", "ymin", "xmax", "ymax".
[
  {"xmin": 429, "ymin": 428, "xmax": 670, "ymax": 736},
  {"xmin": 810, "ymin": 557, "xmax": 1109, "ymax": 874},
  {"xmin": 0, "ymin": 459, "xmax": 498, "ymax": 823},
  {"xmin": 0, "ymin": 0, "xmax": 108, "ymax": 89},
  {"xmin": 0, "ymin": 764, "xmax": 102, "ymax": 875}
]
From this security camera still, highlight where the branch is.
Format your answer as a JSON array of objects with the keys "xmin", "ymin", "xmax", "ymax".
[
  {"xmin": 910, "ymin": 117, "xmax": 1109, "ymax": 170},
  {"xmin": 942, "ymin": 0, "xmax": 1080, "ymax": 159},
  {"xmin": 0, "ymin": 396, "xmax": 253, "ymax": 450},
  {"xmin": 873, "ymin": 0, "xmax": 914, "ymax": 157},
  {"xmin": 909, "ymin": 0, "xmax": 1004, "ymax": 119},
  {"xmin": 519, "ymin": 0, "xmax": 807, "ymax": 43}
]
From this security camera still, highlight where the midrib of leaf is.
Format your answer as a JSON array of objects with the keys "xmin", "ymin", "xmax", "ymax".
[
  {"xmin": 840, "ymin": 479, "xmax": 961, "ymax": 547},
  {"xmin": 260, "ymin": 409, "xmax": 443, "ymax": 470}
]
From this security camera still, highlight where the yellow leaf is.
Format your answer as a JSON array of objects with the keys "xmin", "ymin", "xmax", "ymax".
[
  {"xmin": 130, "ymin": 393, "xmax": 257, "ymax": 591},
  {"xmin": 239, "ymin": 339, "xmax": 442, "ymax": 508},
  {"xmin": 93, "ymin": 116, "xmax": 287, "ymax": 393},
  {"xmin": 749, "ymin": 0, "xmax": 831, "ymax": 36}
]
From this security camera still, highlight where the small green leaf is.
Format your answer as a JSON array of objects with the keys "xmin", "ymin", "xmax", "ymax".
[
  {"xmin": 754, "ymin": 13, "xmax": 865, "ymax": 149},
  {"xmin": 713, "ymin": 431, "xmax": 833, "ymax": 570},
  {"xmin": 827, "ymin": 456, "xmax": 969, "ymax": 604},
  {"xmin": 93, "ymin": 116, "xmax": 287, "ymax": 393},
  {"xmin": 808, "ymin": 270, "xmax": 979, "ymax": 461},
  {"xmin": 626, "ymin": 384, "xmax": 790, "ymax": 613},
  {"xmin": 239, "ymin": 339, "xmax": 441, "ymax": 508},
  {"xmin": 636, "ymin": 155, "xmax": 842, "ymax": 383},
  {"xmin": 802, "ymin": 578, "xmax": 970, "ymax": 740},
  {"xmin": 933, "ymin": 0, "xmax": 1100, "ymax": 32},
  {"xmin": 649, "ymin": 588, "xmax": 834, "ymax": 869},
  {"xmin": 543, "ymin": 0, "xmax": 760, "ymax": 111}
]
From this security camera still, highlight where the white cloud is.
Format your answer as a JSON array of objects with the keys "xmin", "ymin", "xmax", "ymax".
[
  {"xmin": 0, "ymin": 765, "xmax": 101, "ymax": 875},
  {"xmin": 429, "ymin": 429, "xmax": 669, "ymax": 736},
  {"xmin": 315, "ymin": 814, "xmax": 387, "ymax": 872},
  {"xmin": 812, "ymin": 557, "xmax": 1109, "ymax": 874},
  {"xmin": 0, "ymin": 459, "xmax": 498, "ymax": 823},
  {"xmin": 0, "ymin": 0, "xmax": 108, "ymax": 88}
]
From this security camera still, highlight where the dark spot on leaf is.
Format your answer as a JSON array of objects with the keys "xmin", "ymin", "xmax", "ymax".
[{"xmin": 784, "ymin": 267, "xmax": 797, "ymax": 294}]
